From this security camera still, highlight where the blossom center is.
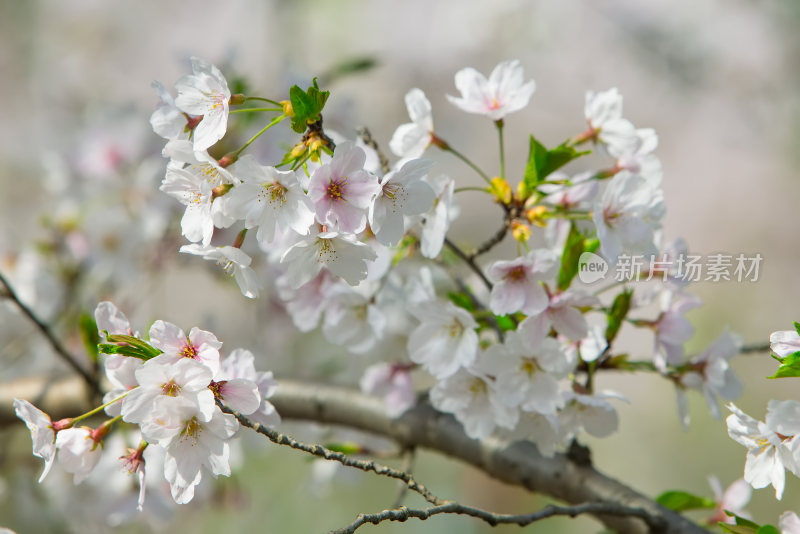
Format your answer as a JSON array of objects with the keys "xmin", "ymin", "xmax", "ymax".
[
  {"xmin": 327, "ymin": 178, "xmax": 348, "ymax": 203},
  {"xmin": 267, "ymin": 182, "xmax": 288, "ymax": 203},
  {"xmin": 161, "ymin": 380, "xmax": 181, "ymax": 397},
  {"xmin": 180, "ymin": 417, "xmax": 201, "ymax": 442},
  {"xmin": 505, "ymin": 265, "xmax": 527, "ymax": 282},
  {"xmin": 180, "ymin": 341, "xmax": 199, "ymax": 360},
  {"xmin": 469, "ymin": 377, "xmax": 487, "ymax": 395}
]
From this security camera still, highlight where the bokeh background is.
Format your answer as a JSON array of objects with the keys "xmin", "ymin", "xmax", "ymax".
[{"xmin": 1, "ymin": 0, "xmax": 799, "ymax": 532}]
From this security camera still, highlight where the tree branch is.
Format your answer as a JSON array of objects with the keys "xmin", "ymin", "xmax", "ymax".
[
  {"xmin": 332, "ymin": 501, "xmax": 667, "ymax": 534},
  {"xmin": 0, "ymin": 272, "xmax": 100, "ymax": 395},
  {"xmin": 2, "ymin": 377, "xmax": 713, "ymax": 534}
]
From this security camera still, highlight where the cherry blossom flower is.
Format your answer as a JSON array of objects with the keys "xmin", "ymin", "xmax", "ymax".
[
  {"xmin": 159, "ymin": 166, "xmax": 214, "ymax": 246},
  {"xmin": 55, "ymin": 427, "xmax": 104, "ymax": 484},
  {"xmin": 120, "ymin": 355, "xmax": 216, "ymax": 425},
  {"xmin": 771, "ymin": 327, "xmax": 800, "ymax": 358},
  {"xmin": 179, "ymin": 244, "xmax": 262, "ymax": 299},
  {"xmin": 781, "ymin": 512, "xmax": 800, "ymax": 534},
  {"xmin": 487, "ymin": 332, "xmax": 572, "ymax": 415},
  {"xmin": 584, "ymin": 88, "xmax": 638, "ymax": 154},
  {"xmin": 148, "ymin": 320, "xmax": 222, "ymax": 375},
  {"xmin": 447, "ymin": 60, "xmax": 536, "ymax": 120},
  {"xmin": 223, "ymin": 156, "xmax": 315, "ymax": 243},
  {"xmin": 560, "ymin": 390, "xmax": 626, "ymax": 439},
  {"xmin": 369, "ymin": 158, "xmax": 435, "ymax": 246},
  {"xmin": 281, "ymin": 229, "xmax": 378, "ymax": 288},
  {"xmin": 726, "ymin": 402, "xmax": 800, "ymax": 500},
  {"xmin": 486, "ymin": 249, "xmax": 558, "ymax": 316},
  {"xmin": 407, "ymin": 300, "xmax": 478, "ymax": 379},
  {"xmin": 140, "ymin": 397, "xmax": 238, "ymax": 504},
  {"xmin": 389, "ymin": 89, "xmax": 434, "ymax": 158},
  {"xmin": 592, "ymin": 170, "xmax": 665, "ymax": 264},
  {"xmin": 150, "ymin": 80, "xmax": 188, "ymax": 141},
  {"xmin": 679, "ymin": 329, "xmax": 742, "ymax": 424},
  {"xmin": 707, "ymin": 476, "xmax": 751, "ymax": 525},
  {"xmin": 276, "ymin": 269, "xmax": 336, "ymax": 332},
  {"xmin": 322, "ymin": 285, "xmax": 386, "ymax": 354},
  {"xmin": 519, "ymin": 290, "xmax": 599, "ymax": 344},
  {"xmin": 651, "ymin": 290, "xmax": 701, "ymax": 370},
  {"xmin": 360, "ymin": 362, "xmax": 415, "ymax": 417},
  {"xmin": 430, "ymin": 361, "xmax": 518, "ymax": 440},
  {"xmin": 13, "ymin": 399, "xmax": 59, "ymax": 482},
  {"xmin": 174, "ymin": 57, "xmax": 231, "ymax": 152},
  {"xmin": 307, "ymin": 142, "xmax": 379, "ymax": 234},
  {"xmin": 217, "ymin": 348, "xmax": 280, "ymax": 427},
  {"xmin": 610, "ymin": 128, "xmax": 662, "ymax": 186},
  {"xmin": 419, "ymin": 174, "xmax": 457, "ymax": 259}
]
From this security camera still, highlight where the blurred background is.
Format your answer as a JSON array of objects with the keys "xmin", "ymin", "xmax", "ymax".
[{"xmin": 1, "ymin": 0, "xmax": 799, "ymax": 532}]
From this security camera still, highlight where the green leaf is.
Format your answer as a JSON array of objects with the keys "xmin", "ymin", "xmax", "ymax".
[
  {"xmin": 557, "ymin": 224, "xmax": 585, "ymax": 290},
  {"xmin": 494, "ymin": 315, "xmax": 517, "ymax": 332},
  {"xmin": 521, "ymin": 135, "xmax": 591, "ymax": 196},
  {"xmin": 794, "ymin": 321, "xmax": 800, "ymax": 336},
  {"xmin": 757, "ymin": 526, "xmax": 780, "ymax": 534},
  {"xmin": 78, "ymin": 313, "xmax": 100, "ymax": 363},
  {"xmin": 322, "ymin": 442, "xmax": 362, "ymax": 455},
  {"xmin": 655, "ymin": 490, "xmax": 716, "ymax": 512},
  {"xmin": 605, "ymin": 289, "xmax": 632, "ymax": 344},
  {"xmin": 100, "ymin": 334, "xmax": 163, "ymax": 360},
  {"xmin": 447, "ymin": 292, "xmax": 476, "ymax": 312},
  {"xmin": 289, "ymin": 78, "xmax": 330, "ymax": 133},
  {"xmin": 768, "ymin": 351, "xmax": 800, "ymax": 378},
  {"xmin": 719, "ymin": 525, "xmax": 758, "ymax": 534}
]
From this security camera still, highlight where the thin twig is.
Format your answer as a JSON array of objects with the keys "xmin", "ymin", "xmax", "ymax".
[
  {"xmin": 443, "ymin": 237, "xmax": 492, "ymax": 292},
  {"xmin": 740, "ymin": 342, "xmax": 770, "ymax": 354},
  {"xmin": 470, "ymin": 221, "xmax": 509, "ymax": 259},
  {"xmin": 356, "ymin": 126, "xmax": 390, "ymax": 175},
  {"xmin": 216, "ymin": 401, "xmax": 443, "ymax": 506},
  {"xmin": 0, "ymin": 271, "xmax": 99, "ymax": 395},
  {"xmin": 331, "ymin": 501, "xmax": 667, "ymax": 534}
]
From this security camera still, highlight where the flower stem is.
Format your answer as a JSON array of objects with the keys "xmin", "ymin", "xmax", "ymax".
[
  {"xmin": 229, "ymin": 107, "xmax": 283, "ymax": 114},
  {"xmin": 454, "ymin": 186, "xmax": 489, "ymax": 194},
  {"xmin": 435, "ymin": 139, "xmax": 492, "ymax": 186},
  {"xmin": 245, "ymin": 96, "xmax": 283, "ymax": 106},
  {"xmin": 70, "ymin": 390, "xmax": 132, "ymax": 426},
  {"xmin": 496, "ymin": 119, "xmax": 505, "ymax": 179},
  {"xmin": 233, "ymin": 114, "xmax": 287, "ymax": 157}
]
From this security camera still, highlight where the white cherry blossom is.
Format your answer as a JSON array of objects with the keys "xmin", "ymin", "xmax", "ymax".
[
  {"xmin": 584, "ymin": 88, "xmax": 638, "ymax": 154},
  {"xmin": 360, "ymin": 363, "xmax": 415, "ymax": 418},
  {"xmin": 486, "ymin": 249, "xmax": 558, "ymax": 316},
  {"xmin": 55, "ymin": 427, "xmax": 104, "ymax": 484},
  {"xmin": 148, "ymin": 320, "xmax": 222, "ymax": 375},
  {"xmin": 447, "ymin": 60, "xmax": 536, "ymax": 120},
  {"xmin": 13, "ymin": 399, "xmax": 58, "ymax": 483},
  {"xmin": 419, "ymin": 174, "xmax": 457, "ymax": 259},
  {"xmin": 771, "ymin": 328, "xmax": 800, "ymax": 358},
  {"xmin": 180, "ymin": 244, "xmax": 262, "ymax": 299},
  {"xmin": 281, "ymin": 230, "xmax": 378, "ymax": 288},
  {"xmin": 407, "ymin": 300, "xmax": 478, "ymax": 379},
  {"xmin": 390, "ymin": 88, "xmax": 434, "ymax": 159},
  {"xmin": 150, "ymin": 80, "xmax": 188, "ymax": 141},
  {"xmin": 174, "ymin": 57, "xmax": 231, "ymax": 152},
  {"xmin": 369, "ymin": 158, "xmax": 435, "ymax": 246}
]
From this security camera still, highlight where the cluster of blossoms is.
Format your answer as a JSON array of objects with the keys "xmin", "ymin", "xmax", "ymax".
[
  {"xmin": 14, "ymin": 301, "xmax": 278, "ymax": 507},
  {"xmin": 146, "ymin": 57, "xmax": 744, "ymax": 456},
  {"xmin": 15, "ymin": 55, "xmax": 791, "ymax": 526}
]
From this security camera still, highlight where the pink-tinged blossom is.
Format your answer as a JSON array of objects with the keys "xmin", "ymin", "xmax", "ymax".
[
  {"xmin": 360, "ymin": 363, "xmax": 415, "ymax": 418},
  {"xmin": 609, "ymin": 128, "xmax": 663, "ymax": 186},
  {"xmin": 281, "ymin": 230, "xmax": 378, "ymax": 288},
  {"xmin": 276, "ymin": 269, "xmax": 335, "ymax": 332},
  {"xmin": 486, "ymin": 250, "xmax": 558, "ymax": 316},
  {"xmin": 447, "ymin": 60, "xmax": 536, "ymax": 121},
  {"xmin": 771, "ymin": 328, "xmax": 800, "ymax": 358},
  {"xmin": 148, "ymin": 320, "xmax": 222, "ymax": 375},
  {"xmin": 223, "ymin": 156, "xmax": 315, "ymax": 242},
  {"xmin": 592, "ymin": 170, "xmax": 665, "ymax": 265},
  {"xmin": 322, "ymin": 286, "xmax": 386, "ymax": 354},
  {"xmin": 174, "ymin": 57, "xmax": 231, "ymax": 152},
  {"xmin": 102, "ymin": 354, "xmax": 143, "ymax": 417},
  {"xmin": 430, "ymin": 361, "xmax": 518, "ymax": 440},
  {"xmin": 584, "ymin": 88, "xmax": 638, "ymax": 155},
  {"xmin": 150, "ymin": 80, "xmax": 188, "ymax": 141},
  {"xmin": 407, "ymin": 300, "xmax": 478, "ymax": 379},
  {"xmin": 369, "ymin": 158, "xmax": 435, "ymax": 246},
  {"xmin": 420, "ymin": 174, "xmax": 457, "ymax": 259},
  {"xmin": 141, "ymin": 397, "xmax": 238, "ymax": 504},
  {"xmin": 94, "ymin": 301, "xmax": 133, "ymax": 338},
  {"xmin": 121, "ymin": 355, "xmax": 215, "ymax": 425},
  {"xmin": 217, "ymin": 349, "xmax": 280, "ymax": 427},
  {"xmin": 678, "ymin": 329, "xmax": 742, "ymax": 425},
  {"xmin": 519, "ymin": 290, "xmax": 599, "ymax": 344},
  {"xmin": 55, "ymin": 427, "xmax": 104, "ymax": 484},
  {"xmin": 781, "ymin": 512, "xmax": 800, "ymax": 534},
  {"xmin": 560, "ymin": 390, "xmax": 625, "ymax": 439},
  {"xmin": 307, "ymin": 142, "xmax": 379, "ymax": 234},
  {"xmin": 651, "ymin": 290, "xmax": 701, "ymax": 370},
  {"xmin": 13, "ymin": 399, "xmax": 58, "ymax": 483},
  {"xmin": 159, "ymin": 166, "xmax": 214, "ymax": 246},
  {"xmin": 389, "ymin": 89, "xmax": 434, "ymax": 159},
  {"xmin": 726, "ymin": 402, "xmax": 800, "ymax": 500},
  {"xmin": 487, "ymin": 332, "xmax": 572, "ymax": 416},
  {"xmin": 707, "ymin": 476, "xmax": 751, "ymax": 525},
  {"xmin": 180, "ymin": 244, "xmax": 262, "ymax": 299}
]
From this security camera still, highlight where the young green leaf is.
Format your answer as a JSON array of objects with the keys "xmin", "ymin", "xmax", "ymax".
[
  {"xmin": 655, "ymin": 490, "xmax": 716, "ymax": 512},
  {"xmin": 605, "ymin": 289, "xmax": 632, "ymax": 344},
  {"xmin": 78, "ymin": 313, "xmax": 100, "ymax": 363}
]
